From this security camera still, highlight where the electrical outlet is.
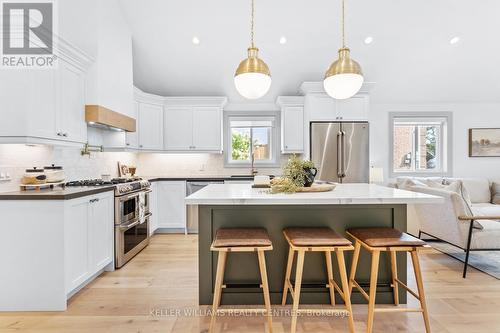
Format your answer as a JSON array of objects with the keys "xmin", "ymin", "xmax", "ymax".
[{"xmin": 0, "ymin": 171, "xmax": 12, "ymax": 182}]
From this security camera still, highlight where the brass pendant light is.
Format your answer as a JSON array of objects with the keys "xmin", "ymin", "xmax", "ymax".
[
  {"xmin": 323, "ymin": 0, "xmax": 364, "ymax": 99},
  {"xmin": 234, "ymin": 0, "xmax": 271, "ymax": 99}
]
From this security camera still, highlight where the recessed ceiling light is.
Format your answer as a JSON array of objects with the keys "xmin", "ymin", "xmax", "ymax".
[
  {"xmin": 279, "ymin": 36, "xmax": 287, "ymax": 44},
  {"xmin": 364, "ymin": 36, "xmax": 374, "ymax": 44},
  {"xmin": 449, "ymin": 36, "xmax": 460, "ymax": 45},
  {"xmin": 192, "ymin": 36, "xmax": 200, "ymax": 45}
]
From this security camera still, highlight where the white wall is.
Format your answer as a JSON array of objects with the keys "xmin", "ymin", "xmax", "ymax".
[{"xmin": 369, "ymin": 103, "xmax": 500, "ymax": 182}]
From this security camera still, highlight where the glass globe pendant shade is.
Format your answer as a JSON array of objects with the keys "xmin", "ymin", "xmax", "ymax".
[
  {"xmin": 323, "ymin": 48, "xmax": 364, "ymax": 99},
  {"xmin": 234, "ymin": 47, "xmax": 271, "ymax": 99}
]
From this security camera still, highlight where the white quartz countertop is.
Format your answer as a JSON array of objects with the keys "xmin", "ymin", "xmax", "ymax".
[{"xmin": 185, "ymin": 183, "xmax": 443, "ymax": 205}]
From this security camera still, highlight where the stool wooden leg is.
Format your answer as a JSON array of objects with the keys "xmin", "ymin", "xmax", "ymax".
[
  {"xmin": 349, "ymin": 241, "xmax": 361, "ymax": 294},
  {"xmin": 209, "ymin": 251, "xmax": 227, "ymax": 333},
  {"xmin": 366, "ymin": 250, "xmax": 380, "ymax": 333},
  {"xmin": 390, "ymin": 250, "xmax": 399, "ymax": 306},
  {"xmin": 258, "ymin": 250, "xmax": 273, "ymax": 333},
  {"xmin": 325, "ymin": 251, "xmax": 336, "ymax": 306},
  {"xmin": 282, "ymin": 247, "xmax": 295, "ymax": 305},
  {"xmin": 411, "ymin": 250, "xmax": 431, "ymax": 333},
  {"xmin": 291, "ymin": 250, "xmax": 305, "ymax": 333},
  {"xmin": 336, "ymin": 250, "xmax": 355, "ymax": 333}
]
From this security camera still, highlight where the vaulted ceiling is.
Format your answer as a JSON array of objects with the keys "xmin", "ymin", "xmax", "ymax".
[{"xmin": 119, "ymin": 0, "xmax": 500, "ymax": 104}]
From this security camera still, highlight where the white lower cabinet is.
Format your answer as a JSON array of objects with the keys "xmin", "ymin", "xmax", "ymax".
[
  {"xmin": 64, "ymin": 191, "xmax": 114, "ymax": 295},
  {"xmin": 156, "ymin": 181, "xmax": 187, "ymax": 232},
  {"xmin": 149, "ymin": 182, "xmax": 159, "ymax": 235}
]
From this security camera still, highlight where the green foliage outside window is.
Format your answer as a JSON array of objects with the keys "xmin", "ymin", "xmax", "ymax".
[{"xmin": 231, "ymin": 131, "xmax": 251, "ymax": 160}]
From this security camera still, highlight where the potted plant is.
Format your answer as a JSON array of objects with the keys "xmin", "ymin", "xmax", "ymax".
[{"xmin": 282, "ymin": 155, "xmax": 317, "ymax": 188}]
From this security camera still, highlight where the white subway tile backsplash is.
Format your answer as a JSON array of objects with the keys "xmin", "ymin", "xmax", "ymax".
[{"xmin": 0, "ymin": 145, "xmax": 137, "ymax": 193}]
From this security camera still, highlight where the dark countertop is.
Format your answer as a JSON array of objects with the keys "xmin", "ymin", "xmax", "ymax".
[{"xmin": 0, "ymin": 186, "xmax": 115, "ymax": 200}]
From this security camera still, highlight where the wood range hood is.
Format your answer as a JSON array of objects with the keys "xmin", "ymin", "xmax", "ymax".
[{"xmin": 85, "ymin": 105, "xmax": 136, "ymax": 132}]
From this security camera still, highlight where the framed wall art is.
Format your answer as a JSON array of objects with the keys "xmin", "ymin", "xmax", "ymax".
[{"xmin": 469, "ymin": 128, "xmax": 500, "ymax": 157}]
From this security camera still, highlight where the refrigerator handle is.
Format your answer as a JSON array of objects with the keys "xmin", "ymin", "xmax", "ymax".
[
  {"xmin": 340, "ymin": 131, "xmax": 346, "ymax": 178},
  {"xmin": 337, "ymin": 131, "xmax": 343, "ymax": 178}
]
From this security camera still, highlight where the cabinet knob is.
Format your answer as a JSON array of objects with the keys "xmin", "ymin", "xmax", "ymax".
[
  {"xmin": 285, "ymin": 145, "xmax": 288, "ymax": 149},
  {"xmin": 63, "ymin": 133, "xmax": 68, "ymax": 137},
  {"xmin": 139, "ymin": 145, "xmax": 143, "ymax": 148},
  {"xmin": 126, "ymin": 143, "xmax": 130, "ymax": 146},
  {"xmin": 57, "ymin": 132, "xmax": 62, "ymax": 136}
]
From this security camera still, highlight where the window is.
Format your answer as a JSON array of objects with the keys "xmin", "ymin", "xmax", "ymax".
[
  {"xmin": 224, "ymin": 113, "xmax": 279, "ymax": 167},
  {"xmin": 389, "ymin": 112, "xmax": 452, "ymax": 177}
]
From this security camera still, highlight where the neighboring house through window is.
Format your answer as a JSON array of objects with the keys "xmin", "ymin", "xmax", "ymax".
[
  {"xmin": 389, "ymin": 112, "xmax": 452, "ymax": 178},
  {"xmin": 224, "ymin": 112, "xmax": 279, "ymax": 167}
]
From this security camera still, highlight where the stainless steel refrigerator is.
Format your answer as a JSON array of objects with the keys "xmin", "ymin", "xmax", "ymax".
[{"xmin": 310, "ymin": 122, "xmax": 369, "ymax": 183}]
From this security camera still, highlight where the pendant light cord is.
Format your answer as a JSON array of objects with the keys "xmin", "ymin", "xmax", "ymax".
[
  {"xmin": 342, "ymin": 0, "xmax": 346, "ymax": 48},
  {"xmin": 251, "ymin": 0, "xmax": 255, "ymax": 48}
]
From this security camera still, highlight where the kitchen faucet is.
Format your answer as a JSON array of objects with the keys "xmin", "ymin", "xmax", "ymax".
[{"xmin": 251, "ymin": 150, "xmax": 258, "ymax": 176}]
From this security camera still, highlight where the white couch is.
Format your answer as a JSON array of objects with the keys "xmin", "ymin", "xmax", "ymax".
[{"xmin": 394, "ymin": 177, "xmax": 500, "ymax": 277}]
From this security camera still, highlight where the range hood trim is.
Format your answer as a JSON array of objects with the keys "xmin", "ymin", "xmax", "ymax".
[{"xmin": 85, "ymin": 105, "xmax": 136, "ymax": 132}]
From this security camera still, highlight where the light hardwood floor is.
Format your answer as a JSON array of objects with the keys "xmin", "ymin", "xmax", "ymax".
[{"xmin": 1, "ymin": 234, "xmax": 500, "ymax": 333}]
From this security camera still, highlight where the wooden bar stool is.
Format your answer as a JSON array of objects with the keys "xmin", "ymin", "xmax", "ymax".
[
  {"xmin": 346, "ymin": 227, "xmax": 432, "ymax": 333},
  {"xmin": 209, "ymin": 228, "xmax": 273, "ymax": 333},
  {"xmin": 281, "ymin": 227, "xmax": 355, "ymax": 333}
]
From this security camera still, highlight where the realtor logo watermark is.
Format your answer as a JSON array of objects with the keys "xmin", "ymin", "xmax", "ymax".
[{"xmin": 1, "ymin": 0, "xmax": 57, "ymax": 68}]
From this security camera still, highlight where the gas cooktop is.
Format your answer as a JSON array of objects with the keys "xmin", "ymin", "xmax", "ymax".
[
  {"xmin": 65, "ymin": 177, "xmax": 142, "ymax": 187},
  {"xmin": 65, "ymin": 177, "xmax": 150, "ymax": 196}
]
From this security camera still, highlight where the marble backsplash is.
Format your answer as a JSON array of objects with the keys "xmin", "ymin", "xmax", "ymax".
[{"xmin": 0, "ymin": 145, "xmax": 137, "ymax": 193}]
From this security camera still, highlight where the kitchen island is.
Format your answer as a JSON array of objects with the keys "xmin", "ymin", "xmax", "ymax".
[{"xmin": 185, "ymin": 183, "xmax": 441, "ymax": 305}]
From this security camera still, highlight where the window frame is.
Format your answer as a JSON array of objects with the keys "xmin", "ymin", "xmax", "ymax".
[
  {"xmin": 389, "ymin": 112, "xmax": 453, "ymax": 178},
  {"xmin": 224, "ymin": 111, "xmax": 280, "ymax": 168}
]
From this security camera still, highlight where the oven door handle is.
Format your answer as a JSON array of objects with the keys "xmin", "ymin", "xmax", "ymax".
[
  {"xmin": 119, "ymin": 218, "xmax": 140, "ymax": 230},
  {"xmin": 140, "ymin": 213, "xmax": 152, "ymax": 224},
  {"xmin": 118, "ymin": 192, "xmax": 139, "ymax": 202}
]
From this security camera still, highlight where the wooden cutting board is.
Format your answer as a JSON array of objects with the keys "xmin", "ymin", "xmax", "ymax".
[{"xmin": 297, "ymin": 183, "xmax": 336, "ymax": 192}]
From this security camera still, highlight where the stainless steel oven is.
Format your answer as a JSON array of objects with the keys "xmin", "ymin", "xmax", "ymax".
[
  {"xmin": 115, "ymin": 189, "xmax": 151, "ymax": 225},
  {"xmin": 115, "ymin": 213, "xmax": 151, "ymax": 268},
  {"xmin": 114, "ymin": 182, "xmax": 152, "ymax": 268}
]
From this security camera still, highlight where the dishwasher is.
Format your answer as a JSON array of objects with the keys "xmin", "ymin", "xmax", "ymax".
[{"xmin": 186, "ymin": 180, "xmax": 224, "ymax": 234}]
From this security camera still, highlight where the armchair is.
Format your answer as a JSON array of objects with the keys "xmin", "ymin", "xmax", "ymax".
[{"xmin": 409, "ymin": 185, "xmax": 500, "ymax": 278}]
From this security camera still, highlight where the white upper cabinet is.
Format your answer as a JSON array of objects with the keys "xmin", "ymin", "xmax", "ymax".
[
  {"xmin": 193, "ymin": 107, "xmax": 223, "ymax": 151},
  {"xmin": 163, "ymin": 97, "xmax": 227, "ymax": 153},
  {"xmin": 57, "ymin": 61, "xmax": 87, "ymax": 143},
  {"xmin": 138, "ymin": 102, "xmax": 164, "ymax": 150},
  {"xmin": 335, "ymin": 95, "xmax": 369, "ymax": 121},
  {"xmin": 300, "ymin": 81, "xmax": 373, "ymax": 122},
  {"xmin": 164, "ymin": 107, "xmax": 193, "ymax": 150},
  {"xmin": 0, "ymin": 44, "xmax": 92, "ymax": 145},
  {"xmin": 277, "ymin": 96, "xmax": 305, "ymax": 154},
  {"xmin": 125, "ymin": 102, "xmax": 139, "ymax": 149}
]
